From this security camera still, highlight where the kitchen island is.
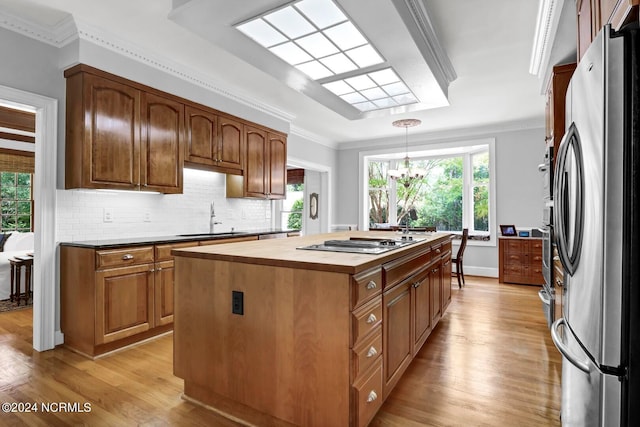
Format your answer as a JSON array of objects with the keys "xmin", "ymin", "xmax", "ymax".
[{"xmin": 172, "ymin": 231, "xmax": 453, "ymax": 427}]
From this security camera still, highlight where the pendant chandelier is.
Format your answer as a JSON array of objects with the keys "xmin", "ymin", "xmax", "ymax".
[{"xmin": 388, "ymin": 118, "xmax": 424, "ymax": 188}]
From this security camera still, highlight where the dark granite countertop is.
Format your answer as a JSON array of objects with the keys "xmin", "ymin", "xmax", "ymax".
[{"xmin": 59, "ymin": 229, "xmax": 299, "ymax": 249}]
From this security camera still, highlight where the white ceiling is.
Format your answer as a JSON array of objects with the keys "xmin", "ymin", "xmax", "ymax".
[{"xmin": 0, "ymin": 0, "xmax": 553, "ymax": 146}]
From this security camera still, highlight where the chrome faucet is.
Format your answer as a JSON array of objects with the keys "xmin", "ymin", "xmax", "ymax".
[{"xmin": 209, "ymin": 201, "xmax": 221, "ymax": 233}]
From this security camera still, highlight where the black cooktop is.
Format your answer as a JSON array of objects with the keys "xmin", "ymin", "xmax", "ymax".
[{"xmin": 298, "ymin": 236, "xmax": 424, "ymax": 254}]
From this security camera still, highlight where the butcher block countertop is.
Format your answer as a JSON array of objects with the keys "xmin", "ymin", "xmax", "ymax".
[{"xmin": 171, "ymin": 230, "xmax": 452, "ymax": 274}]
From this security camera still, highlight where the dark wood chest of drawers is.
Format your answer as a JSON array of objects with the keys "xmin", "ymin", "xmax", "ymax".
[{"xmin": 498, "ymin": 237, "xmax": 544, "ymax": 285}]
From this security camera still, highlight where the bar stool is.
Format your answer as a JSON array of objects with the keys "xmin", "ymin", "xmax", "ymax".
[{"xmin": 9, "ymin": 256, "xmax": 33, "ymax": 305}]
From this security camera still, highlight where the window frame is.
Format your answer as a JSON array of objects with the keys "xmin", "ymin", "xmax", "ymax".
[
  {"xmin": 360, "ymin": 137, "xmax": 496, "ymax": 246},
  {"xmin": 0, "ymin": 171, "xmax": 33, "ymax": 232}
]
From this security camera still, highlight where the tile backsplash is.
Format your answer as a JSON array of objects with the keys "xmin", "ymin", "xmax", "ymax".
[{"xmin": 56, "ymin": 168, "xmax": 272, "ymax": 242}]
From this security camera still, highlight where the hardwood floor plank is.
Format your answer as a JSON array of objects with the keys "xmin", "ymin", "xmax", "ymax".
[{"xmin": 0, "ymin": 277, "xmax": 560, "ymax": 426}]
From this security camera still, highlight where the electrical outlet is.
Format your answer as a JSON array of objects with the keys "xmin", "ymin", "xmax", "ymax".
[
  {"xmin": 232, "ymin": 291, "xmax": 244, "ymax": 315},
  {"xmin": 103, "ymin": 208, "xmax": 113, "ymax": 223},
  {"xmin": 241, "ymin": 209, "xmax": 247, "ymax": 219},
  {"xmin": 143, "ymin": 211, "xmax": 151, "ymax": 222}
]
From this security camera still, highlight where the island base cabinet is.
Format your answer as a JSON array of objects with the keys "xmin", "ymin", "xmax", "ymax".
[{"xmin": 383, "ymin": 280, "xmax": 413, "ymax": 397}]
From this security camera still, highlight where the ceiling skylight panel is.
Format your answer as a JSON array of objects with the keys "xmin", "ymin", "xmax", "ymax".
[
  {"xmin": 372, "ymin": 98, "xmax": 398, "ymax": 108},
  {"xmin": 346, "ymin": 45, "xmax": 383, "ymax": 68},
  {"xmin": 341, "ymin": 92, "xmax": 367, "ymax": 104},
  {"xmin": 345, "ymin": 75, "xmax": 376, "ymax": 91},
  {"xmin": 353, "ymin": 101, "xmax": 377, "ymax": 111},
  {"xmin": 236, "ymin": 19, "xmax": 287, "ymax": 48},
  {"xmin": 322, "ymin": 80, "xmax": 354, "ymax": 95},
  {"xmin": 368, "ymin": 68, "xmax": 399, "ymax": 86},
  {"xmin": 323, "ymin": 22, "xmax": 367, "ymax": 50},
  {"xmin": 382, "ymin": 82, "xmax": 410, "ymax": 96},
  {"xmin": 296, "ymin": 61, "xmax": 333, "ymax": 79},
  {"xmin": 360, "ymin": 87, "xmax": 387, "ymax": 100},
  {"xmin": 320, "ymin": 53, "xmax": 357, "ymax": 74},
  {"xmin": 270, "ymin": 42, "xmax": 313, "ymax": 65},
  {"xmin": 295, "ymin": 0, "xmax": 346, "ymax": 29},
  {"xmin": 296, "ymin": 33, "xmax": 338, "ymax": 58},
  {"xmin": 264, "ymin": 6, "xmax": 315, "ymax": 39}
]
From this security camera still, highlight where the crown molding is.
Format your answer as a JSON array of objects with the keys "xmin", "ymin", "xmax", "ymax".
[
  {"xmin": 0, "ymin": 9, "xmax": 77, "ymax": 47},
  {"xmin": 393, "ymin": 0, "xmax": 457, "ymax": 87},
  {"xmin": 529, "ymin": 0, "xmax": 564, "ymax": 84},
  {"xmin": 289, "ymin": 125, "xmax": 339, "ymax": 149},
  {"xmin": 0, "ymin": 11, "xmax": 295, "ymax": 124}
]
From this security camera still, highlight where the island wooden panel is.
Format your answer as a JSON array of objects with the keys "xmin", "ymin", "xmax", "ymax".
[{"xmin": 172, "ymin": 231, "xmax": 453, "ymax": 426}]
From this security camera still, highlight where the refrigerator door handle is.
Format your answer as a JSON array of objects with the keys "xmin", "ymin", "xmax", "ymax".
[
  {"xmin": 538, "ymin": 289, "xmax": 551, "ymax": 304},
  {"xmin": 550, "ymin": 318, "xmax": 590, "ymax": 374}
]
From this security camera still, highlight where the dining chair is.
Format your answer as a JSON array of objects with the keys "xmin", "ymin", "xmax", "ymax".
[{"xmin": 453, "ymin": 228, "xmax": 469, "ymax": 288}]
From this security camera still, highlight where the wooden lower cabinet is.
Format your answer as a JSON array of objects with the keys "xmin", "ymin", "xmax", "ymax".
[
  {"xmin": 383, "ymin": 280, "xmax": 413, "ymax": 397},
  {"xmin": 441, "ymin": 253, "xmax": 452, "ymax": 312},
  {"xmin": 499, "ymin": 237, "xmax": 544, "ymax": 285},
  {"xmin": 61, "ymin": 241, "xmax": 197, "ymax": 357}
]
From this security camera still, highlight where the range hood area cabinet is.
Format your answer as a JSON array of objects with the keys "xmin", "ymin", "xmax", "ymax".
[
  {"xmin": 184, "ymin": 105, "xmax": 244, "ymax": 175},
  {"xmin": 64, "ymin": 64, "xmax": 184, "ymax": 194},
  {"xmin": 226, "ymin": 126, "xmax": 287, "ymax": 200}
]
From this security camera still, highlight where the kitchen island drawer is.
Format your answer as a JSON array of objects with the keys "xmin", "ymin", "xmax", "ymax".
[
  {"xmin": 351, "ymin": 326, "xmax": 382, "ymax": 381},
  {"xmin": 352, "ymin": 360, "xmax": 383, "ymax": 427},
  {"xmin": 351, "ymin": 267, "xmax": 382, "ymax": 309},
  {"xmin": 351, "ymin": 297, "xmax": 382, "ymax": 345},
  {"xmin": 96, "ymin": 246, "xmax": 154, "ymax": 269}
]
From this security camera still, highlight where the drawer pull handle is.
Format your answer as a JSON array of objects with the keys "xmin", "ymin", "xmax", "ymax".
[
  {"xmin": 366, "ymin": 346, "xmax": 378, "ymax": 358},
  {"xmin": 366, "ymin": 313, "xmax": 377, "ymax": 324},
  {"xmin": 366, "ymin": 281, "xmax": 377, "ymax": 290},
  {"xmin": 366, "ymin": 391, "xmax": 378, "ymax": 403},
  {"xmin": 122, "ymin": 254, "xmax": 134, "ymax": 260}
]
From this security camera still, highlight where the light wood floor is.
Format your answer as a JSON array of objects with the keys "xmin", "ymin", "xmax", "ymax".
[{"xmin": 0, "ymin": 277, "xmax": 561, "ymax": 426}]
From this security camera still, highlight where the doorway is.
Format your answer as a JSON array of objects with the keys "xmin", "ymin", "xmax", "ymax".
[{"xmin": 0, "ymin": 84, "xmax": 58, "ymax": 351}]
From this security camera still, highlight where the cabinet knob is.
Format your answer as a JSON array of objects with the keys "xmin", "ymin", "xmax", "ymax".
[
  {"xmin": 366, "ymin": 346, "xmax": 378, "ymax": 358},
  {"xmin": 436, "ymin": 248, "xmax": 441, "ymax": 254},
  {"xmin": 366, "ymin": 390, "xmax": 378, "ymax": 403},
  {"xmin": 366, "ymin": 280, "xmax": 377, "ymax": 290},
  {"xmin": 122, "ymin": 254, "xmax": 134, "ymax": 260},
  {"xmin": 156, "ymin": 267, "xmax": 162, "ymax": 272},
  {"xmin": 366, "ymin": 313, "xmax": 377, "ymax": 324}
]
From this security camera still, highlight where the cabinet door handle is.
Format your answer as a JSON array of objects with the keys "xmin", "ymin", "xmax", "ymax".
[
  {"xmin": 149, "ymin": 268, "xmax": 155, "ymax": 273},
  {"xmin": 156, "ymin": 267, "xmax": 162, "ymax": 272},
  {"xmin": 413, "ymin": 279, "xmax": 425, "ymax": 288},
  {"xmin": 366, "ymin": 346, "xmax": 378, "ymax": 358},
  {"xmin": 366, "ymin": 313, "xmax": 377, "ymax": 324},
  {"xmin": 366, "ymin": 390, "xmax": 378, "ymax": 403},
  {"xmin": 122, "ymin": 254, "xmax": 134, "ymax": 260},
  {"xmin": 366, "ymin": 280, "xmax": 377, "ymax": 290}
]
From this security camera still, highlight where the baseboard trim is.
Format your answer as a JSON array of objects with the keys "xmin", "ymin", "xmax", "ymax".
[{"xmin": 453, "ymin": 265, "xmax": 498, "ymax": 278}]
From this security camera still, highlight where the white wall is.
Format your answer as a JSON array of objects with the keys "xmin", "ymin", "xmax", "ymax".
[{"xmin": 335, "ymin": 125, "xmax": 546, "ymax": 276}]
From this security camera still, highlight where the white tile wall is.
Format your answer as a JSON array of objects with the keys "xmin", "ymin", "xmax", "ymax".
[{"xmin": 56, "ymin": 168, "xmax": 272, "ymax": 242}]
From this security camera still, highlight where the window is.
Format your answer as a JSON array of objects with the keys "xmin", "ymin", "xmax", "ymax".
[
  {"xmin": 1, "ymin": 172, "xmax": 32, "ymax": 232},
  {"xmin": 281, "ymin": 183, "xmax": 304, "ymax": 230},
  {"xmin": 365, "ymin": 140, "xmax": 494, "ymax": 237}
]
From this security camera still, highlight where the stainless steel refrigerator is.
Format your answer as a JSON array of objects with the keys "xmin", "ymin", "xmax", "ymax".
[{"xmin": 551, "ymin": 24, "xmax": 640, "ymax": 426}]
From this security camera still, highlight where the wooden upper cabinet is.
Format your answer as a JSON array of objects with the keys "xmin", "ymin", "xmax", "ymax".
[
  {"xmin": 65, "ymin": 64, "xmax": 184, "ymax": 193},
  {"xmin": 546, "ymin": 63, "xmax": 576, "ymax": 161},
  {"xmin": 267, "ymin": 132, "xmax": 287, "ymax": 199},
  {"xmin": 245, "ymin": 126, "xmax": 268, "ymax": 197},
  {"xmin": 226, "ymin": 126, "xmax": 287, "ymax": 199},
  {"xmin": 66, "ymin": 72, "xmax": 141, "ymax": 190},
  {"xmin": 185, "ymin": 105, "xmax": 217, "ymax": 167},
  {"xmin": 185, "ymin": 108, "xmax": 243, "ymax": 174},
  {"xmin": 141, "ymin": 92, "xmax": 184, "ymax": 194},
  {"xmin": 218, "ymin": 116, "xmax": 244, "ymax": 172},
  {"xmin": 576, "ymin": 0, "xmax": 639, "ymax": 61}
]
